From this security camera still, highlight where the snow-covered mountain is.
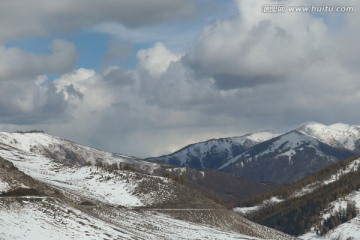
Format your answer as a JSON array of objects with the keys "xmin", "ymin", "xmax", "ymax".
[
  {"xmin": 221, "ymin": 130, "xmax": 354, "ymax": 184},
  {"xmin": 0, "ymin": 131, "xmax": 295, "ymax": 240},
  {"xmin": 297, "ymin": 122, "xmax": 360, "ymax": 151},
  {"xmin": 147, "ymin": 126, "xmax": 292, "ymax": 169},
  {"xmin": 148, "ymin": 137, "xmax": 259, "ymax": 170},
  {"xmin": 150, "ymin": 122, "xmax": 360, "ymax": 184}
]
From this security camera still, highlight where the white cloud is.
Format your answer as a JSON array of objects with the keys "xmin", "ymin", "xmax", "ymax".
[
  {"xmin": 54, "ymin": 68, "xmax": 96, "ymax": 101},
  {"xmin": 0, "ymin": 39, "xmax": 76, "ymax": 80},
  {"xmin": 0, "ymin": 76, "xmax": 69, "ymax": 124},
  {"xmin": 185, "ymin": 0, "xmax": 330, "ymax": 89},
  {"xmin": 0, "ymin": 39, "xmax": 77, "ymax": 124},
  {"xmin": 137, "ymin": 42, "xmax": 181, "ymax": 76}
]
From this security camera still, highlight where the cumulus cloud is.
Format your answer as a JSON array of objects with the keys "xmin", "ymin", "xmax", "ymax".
[
  {"xmin": 0, "ymin": 76, "xmax": 69, "ymax": 124},
  {"xmin": 185, "ymin": 0, "xmax": 331, "ymax": 89},
  {"xmin": 0, "ymin": 39, "xmax": 77, "ymax": 124},
  {"xmin": 137, "ymin": 42, "xmax": 181, "ymax": 76},
  {"xmin": 0, "ymin": 39, "xmax": 76, "ymax": 80}
]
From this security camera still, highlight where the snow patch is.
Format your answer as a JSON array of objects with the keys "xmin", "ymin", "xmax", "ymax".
[
  {"xmin": 0, "ymin": 179, "xmax": 11, "ymax": 192},
  {"xmin": 234, "ymin": 206, "xmax": 261, "ymax": 215},
  {"xmin": 234, "ymin": 196, "xmax": 283, "ymax": 215},
  {"xmin": 292, "ymin": 158, "xmax": 360, "ymax": 198}
]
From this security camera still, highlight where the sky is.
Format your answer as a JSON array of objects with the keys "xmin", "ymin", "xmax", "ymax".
[{"xmin": 0, "ymin": 0, "xmax": 359, "ymax": 157}]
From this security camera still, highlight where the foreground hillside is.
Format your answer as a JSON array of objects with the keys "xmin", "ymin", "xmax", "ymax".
[
  {"xmin": 150, "ymin": 122, "xmax": 360, "ymax": 184},
  {"xmin": 0, "ymin": 131, "xmax": 295, "ymax": 239},
  {"xmin": 233, "ymin": 155, "xmax": 360, "ymax": 239}
]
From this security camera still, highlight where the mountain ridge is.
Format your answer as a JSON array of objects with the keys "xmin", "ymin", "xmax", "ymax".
[{"xmin": 148, "ymin": 122, "xmax": 360, "ymax": 184}]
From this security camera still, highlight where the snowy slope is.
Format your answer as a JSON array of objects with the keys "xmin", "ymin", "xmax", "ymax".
[
  {"xmin": 219, "ymin": 131, "xmax": 322, "ymax": 170},
  {"xmin": 292, "ymin": 158, "xmax": 360, "ymax": 198},
  {"xmin": 0, "ymin": 131, "xmax": 160, "ymax": 173},
  {"xmin": 245, "ymin": 122, "xmax": 305, "ymax": 142},
  {"xmin": 222, "ymin": 123, "xmax": 360, "ymax": 170},
  {"xmin": 300, "ymin": 189, "xmax": 360, "ymax": 240},
  {"xmin": 0, "ymin": 131, "xmax": 297, "ymax": 240},
  {"xmin": 220, "ymin": 129, "xmax": 355, "ymax": 183},
  {"xmin": 233, "ymin": 154, "xmax": 360, "ymax": 239},
  {"xmin": 148, "ymin": 137, "xmax": 259, "ymax": 169},
  {"xmin": 298, "ymin": 122, "xmax": 360, "ymax": 151},
  {"xmin": 148, "ymin": 126, "xmax": 295, "ymax": 170},
  {"xmin": 0, "ymin": 132, "xmax": 172, "ymax": 207},
  {"xmin": 0, "ymin": 179, "xmax": 11, "ymax": 192},
  {"xmin": 0, "ymin": 132, "xmax": 225, "ymax": 208},
  {"xmin": 0, "ymin": 198, "xmax": 132, "ymax": 240},
  {"xmin": 298, "ymin": 160, "xmax": 360, "ymax": 240},
  {"xmin": 235, "ymin": 158, "xmax": 360, "ymax": 215},
  {"xmin": 0, "ymin": 150, "xmax": 146, "ymax": 207},
  {"xmin": 1, "ymin": 197, "xmax": 266, "ymax": 240},
  {"xmin": 150, "ymin": 122, "xmax": 360, "ymax": 185}
]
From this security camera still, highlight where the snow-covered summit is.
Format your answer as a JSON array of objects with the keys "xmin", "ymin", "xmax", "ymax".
[
  {"xmin": 151, "ymin": 121, "xmax": 360, "ymax": 165},
  {"xmin": 245, "ymin": 122, "xmax": 309, "ymax": 142},
  {"xmin": 0, "ymin": 131, "xmax": 160, "ymax": 173},
  {"xmin": 219, "ymin": 130, "xmax": 321, "ymax": 170},
  {"xmin": 151, "ymin": 121, "xmax": 360, "ymax": 184},
  {"xmin": 148, "ymin": 124, "xmax": 305, "ymax": 170},
  {"xmin": 297, "ymin": 122, "xmax": 360, "ymax": 150}
]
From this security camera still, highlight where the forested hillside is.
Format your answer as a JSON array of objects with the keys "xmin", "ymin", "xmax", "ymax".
[{"xmin": 234, "ymin": 155, "xmax": 360, "ymax": 236}]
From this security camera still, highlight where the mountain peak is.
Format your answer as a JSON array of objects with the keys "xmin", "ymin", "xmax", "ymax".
[
  {"xmin": 150, "ymin": 121, "xmax": 360, "ymax": 184},
  {"xmin": 296, "ymin": 122, "xmax": 360, "ymax": 150}
]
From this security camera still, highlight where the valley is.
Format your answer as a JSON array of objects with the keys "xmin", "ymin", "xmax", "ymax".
[{"xmin": 2, "ymin": 122, "xmax": 360, "ymax": 239}]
